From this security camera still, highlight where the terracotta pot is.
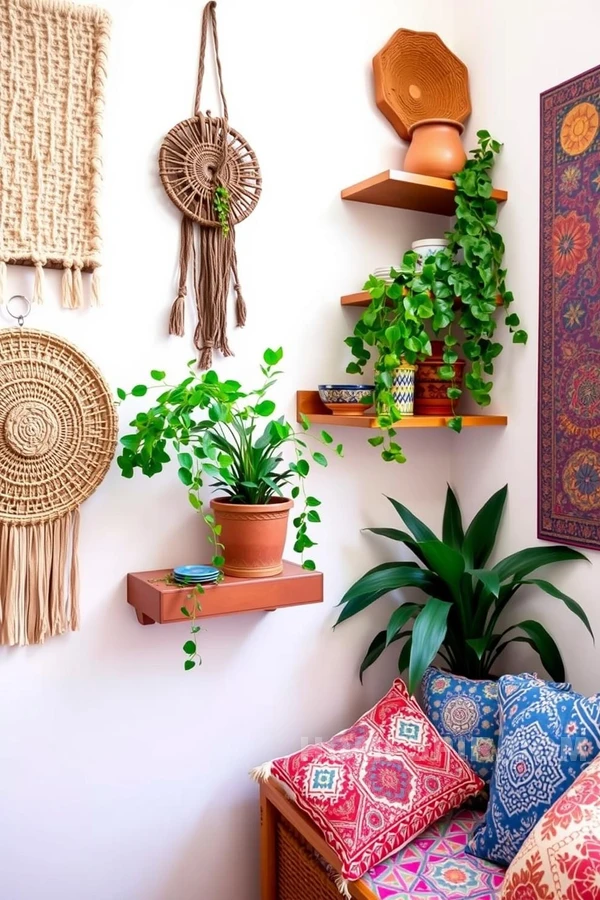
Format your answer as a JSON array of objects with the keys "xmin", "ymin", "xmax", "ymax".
[
  {"xmin": 210, "ymin": 497, "xmax": 293, "ymax": 579},
  {"xmin": 414, "ymin": 340, "xmax": 465, "ymax": 416},
  {"xmin": 404, "ymin": 118, "xmax": 467, "ymax": 179}
]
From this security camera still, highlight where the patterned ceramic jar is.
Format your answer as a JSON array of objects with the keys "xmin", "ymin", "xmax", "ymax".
[
  {"xmin": 412, "ymin": 238, "xmax": 449, "ymax": 271},
  {"xmin": 391, "ymin": 363, "xmax": 417, "ymax": 416}
]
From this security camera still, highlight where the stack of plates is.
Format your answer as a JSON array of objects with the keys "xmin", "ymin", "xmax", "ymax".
[
  {"xmin": 372, "ymin": 265, "xmax": 400, "ymax": 283},
  {"xmin": 172, "ymin": 565, "xmax": 221, "ymax": 585}
]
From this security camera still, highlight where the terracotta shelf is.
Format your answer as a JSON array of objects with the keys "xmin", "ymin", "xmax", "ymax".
[
  {"xmin": 127, "ymin": 562, "xmax": 323, "ymax": 626},
  {"xmin": 298, "ymin": 391, "xmax": 507, "ymax": 430},
  {"xmin": 341, "ymin": 170, "xmax": 507, "ymax": 216}
]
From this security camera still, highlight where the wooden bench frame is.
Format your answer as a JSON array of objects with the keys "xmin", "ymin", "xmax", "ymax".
[{"xmin": 260, "ymin": 778, "xmax": 377, "ymax": 900}]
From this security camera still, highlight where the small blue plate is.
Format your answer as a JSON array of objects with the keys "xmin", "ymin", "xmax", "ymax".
[{"xmin": 173, "ymin": 565, "xmax": 220, "ymax": 579}]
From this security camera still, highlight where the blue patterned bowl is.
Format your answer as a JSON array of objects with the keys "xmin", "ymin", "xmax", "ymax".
[{"xmin": 318, "ymin": 384, "xmax": 374, "ymax": 416}]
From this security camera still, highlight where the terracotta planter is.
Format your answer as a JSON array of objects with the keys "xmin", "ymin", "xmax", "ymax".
[
  {"xmin": 415, "ymin": 341, "xmax": 465, "ymax": 416},
  {"xmin": 210, "ymin": 497, "xmax": 293, "ymax": 579},
  {"xmin": 404, "ymin": 118, "xmax": 467, "ymax": 179}
]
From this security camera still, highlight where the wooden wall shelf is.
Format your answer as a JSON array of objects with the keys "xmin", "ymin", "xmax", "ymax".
[
  {"xmin": 127, "ymin": 562, "xmax": 323, "ymax": 625},
  {"xmin": 341, "ymin": 170, "xmax": 507, "ymax": 216},
  {"xmin": 297, "ymin": 391, "xmax": 507, "ymax": 430},
  {"xmin": 340, "ymin": 291, "xmax": 504, "ymax": 309}
]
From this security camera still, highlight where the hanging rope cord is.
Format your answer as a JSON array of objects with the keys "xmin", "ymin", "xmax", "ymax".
[{"xmin": 168, "ymin": 0, "xmax": 247, "ymax": 369}]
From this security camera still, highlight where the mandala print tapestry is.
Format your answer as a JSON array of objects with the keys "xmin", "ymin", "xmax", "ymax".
[{"xmin": 539, "ymin": 65, "xmax": 600, "ymax": 548}]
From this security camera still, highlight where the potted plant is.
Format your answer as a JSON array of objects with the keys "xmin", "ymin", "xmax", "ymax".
[
  {"xmin": 346, "ymin": 131, "xmax": 528, "ymax": 464},
  {"xmin": 117, "ymin": 348, "xmax": 341, "ymax": 666},
  {"xmin": 335, "ymin": 485, "xmax": 592, "ymax": 694}
]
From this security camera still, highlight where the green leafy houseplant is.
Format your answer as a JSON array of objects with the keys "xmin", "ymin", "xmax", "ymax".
[
  {"xmin": 336, "ymin": 485, "xmax": 592, "ymax": 694},
  {"xmin": 346, "ymin": 131, "xmax": 528, "ymax": 463},
  {"xmin": 116, "ymin": 348, "xmax": 341, "ymax": 668}
]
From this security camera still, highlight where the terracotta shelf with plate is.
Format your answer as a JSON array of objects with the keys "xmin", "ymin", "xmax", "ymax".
[
  {"xmin": 127, "ymin": 562, "xmax": 323, "ymax": 626},
  {"xmin": 341, "ymin": 170, "xmax": 507, "ymax": 216},
  {"xmin": 297, "ymin": 391, "xmax": 507, "ymax": 430}
]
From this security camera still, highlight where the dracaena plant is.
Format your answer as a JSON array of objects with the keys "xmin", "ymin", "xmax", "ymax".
[
  {"xmin": 116, "ymin": 348, "xmax": 341, "ymax": 668},
  {"xmin": 346, "ymin": 131, "xmax": 528, "ymax": 464},
  {"xmin": 336, "ymin": 485, "xmax": 592, "ymax": 694}
]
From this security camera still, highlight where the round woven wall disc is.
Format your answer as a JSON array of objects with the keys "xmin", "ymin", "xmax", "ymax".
[
  {"xmin": 0, "ymin": 329, "xmax": 117, "ymax": 525},
  {"xmin": 373, "ymin": 29, "xmax": 471, "ymax": 141},
  {"xmin": 159, "ymin": 116, "xmax": 261, "ymax": 226}
]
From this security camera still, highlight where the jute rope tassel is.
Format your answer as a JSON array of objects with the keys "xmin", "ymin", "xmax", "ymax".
[
  {"xmin": 0, "ymin": 325, "xmax": 116, "ymax": 646},
  {"xmin": 159, "ymin": 1, "xmax": 261, "ymax": 368}
]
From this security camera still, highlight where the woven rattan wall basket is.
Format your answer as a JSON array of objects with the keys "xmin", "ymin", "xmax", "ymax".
[
  {"xmin": 0, "ymin": 326, "xmax": 117, "ymax": 645},
  {"xmin": 373, "ymin": 29, "xmax": 471, "ymax": 140}
]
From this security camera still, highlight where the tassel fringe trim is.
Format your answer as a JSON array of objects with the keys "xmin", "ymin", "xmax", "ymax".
[
  {"xmin": 0, "ymin": 509, "xmax": 80, "ymax": 646},
  {"xmin": 335, "ymin": 876, "xmax": 352, "ymax": 899},
  {"xmin": 33, "ymin": 263, "xmax": 44, "ymax": 304},
  {"xmin": 249, "ymin": 761, "xmax": 273, "ymax": 783},
  {"xmin": 169, "ymin": 292, "xmax": 185, "ymax": 336}
]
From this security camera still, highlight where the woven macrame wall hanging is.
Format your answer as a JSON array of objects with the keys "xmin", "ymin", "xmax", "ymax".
[
  {"xmin": 0, "ymin": 0, "xmax": 111, "ymax": 308},
  {"xmin": 159, "ymin": 1, "xmax": 262, "ymax": 368},
  {"xmin": 0, "ymin": 315, "xmax": 117, "ymax": 645}
]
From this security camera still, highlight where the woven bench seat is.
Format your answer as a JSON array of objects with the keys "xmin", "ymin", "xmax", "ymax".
[{"xmin": 260, "ymin": 779, "xmax": 505, "ymax": 900}]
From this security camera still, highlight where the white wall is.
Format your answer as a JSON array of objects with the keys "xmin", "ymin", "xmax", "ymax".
[
  {"xmin": 446, "ymin": 0, "xmax": 600, "ymax": 692},
  {"xmin": 0, "ymin": 2, "xmax": 456, "ymax": 898}
]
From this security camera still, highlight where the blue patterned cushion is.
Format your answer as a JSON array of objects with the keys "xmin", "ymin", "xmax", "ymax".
[
  {"xmin": 421, "ymin": 668, "xmax": 500, "ymax": 784},
  {"xmin": 467, "ymin": 673, "xmax": 600, "ymax": 867}
]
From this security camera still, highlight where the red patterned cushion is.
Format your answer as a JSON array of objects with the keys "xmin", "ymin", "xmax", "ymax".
[
  {"xmin": 266, "ymin": 679, "xmax": 484, "ymax": 882},
  {"xmin": 501, "ymin": 751, "xmax": 600, "ymax": 900}
]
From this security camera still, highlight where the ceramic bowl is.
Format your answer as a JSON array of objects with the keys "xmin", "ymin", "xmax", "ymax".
[{"xmin": 318, "ymin": 385, "xmax": 374, "ymax": 416}]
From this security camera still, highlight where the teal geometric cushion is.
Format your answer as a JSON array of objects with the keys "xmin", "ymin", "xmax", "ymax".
[
  {"xmin": 421, "ymin": 668, "xmax": 500, "ymax": 784},
  {"xmin": 362, "ymin": 808, "xmax": 505, "ymax": 899},
  {"xmin": 467, "ymin": 674, "xmax": 600, "ymax": 867}
]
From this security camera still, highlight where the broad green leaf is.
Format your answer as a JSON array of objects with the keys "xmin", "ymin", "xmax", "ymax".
[
  {"xmin": 302, "ymin": 559, "xmax": 316, "ymax": 571},
  {"xmin": 442, "ymin": 485, "xmax": 464, "ymax": 550},
  {"xmin": 463, "ymin": 485, "xmax": 508, "ymax": 568},
  {"xmin": 408, "ymin": 598, "xmax": 451, "ymax": 694},
  {"xmin": 466, "ymin": 636, "xmax": 489, "ymax": 660},
  {"xmin": 385, "ymin": 495, "xmax": 437, "ymax": 542},
  {"xmin": 362, "ymin": 527, "xmax": 428, "ymax": 564},
  {"xmin": 255, "ymin": 400, "xmax": 276, "ymax": 417},
  {"xmin": 398, "ymin": 636, "xmax": 413, "ymax": 676},
  {"xmin": 418, "ymin": 540, "xmax": 465, "ymax": 599},
  {"xmin": 469, "ymin": 568, "xmax": 500, "ymax": 597},
  {"xmin": 184, "ymin": 660, "xmax": 196, "ymax": 671},
  {"xmin": 178, "ymin": 452, "xmax": 193, "ymax": 469},
  {"xmin": 386, "ymin": 603, "xmax": 421, "ymax": 646},
  {"xmin": 116, "ymin": 387, "xmax": 126, "ymax": 400},
  {"xmin": 263, "ymin": 347, "xmax": 283, "ymax": 366},
  {"xmin": 178, "ymin": 467, "xmax": 193, "ymax": 486},
  {"xmin": 150, "ymin": 370, "xmax": 166, "ymax": 381},
  {"xmin": 493, "ymin": 545, "xmax": 588, "ymax": 584},
  {"xmin": 335, "ymin": 563, "xmax": 443, "ymax": 626},
  {"xmin": 312, "ymin": 452, "xmax": 328, "ymax": 467},
  {"xmin": 131, "ymin": 384, "xmax": 148, "ymax": 397},
  {"xmin": 518, "ymin": 579, "xmax": 594, "ymax": 639},
  {"xmin": 501, "ymin": 620, "xmax": 565, "ymax": 682},
  {"xmin": 306, "ymin": 496, "xmax": 321, "ymax": 507},
  {"xmin": 321, "ymin": 431, "xmax": 333, "ymax": 444},
  {"xmin": 183, "ymin": 640, "xmax": 196, "ymax": 655}
]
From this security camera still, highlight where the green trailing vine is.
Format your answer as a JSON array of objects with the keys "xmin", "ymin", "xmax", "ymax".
[
  {"xmin": 345, "ymin": 131, "xmax": 527, "ymax": 463},
  {"xmin": 116, "ymin": 349, "xmax": 341, "ymax": 669},
  {"xmin": 213, "ymin": 185, "xmax": 231, "ymax": 236}
]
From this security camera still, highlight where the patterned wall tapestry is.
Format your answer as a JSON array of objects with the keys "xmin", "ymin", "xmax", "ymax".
[{"xmin": 539, "ymin": 66, "xmax": 600, "ymax": 549}]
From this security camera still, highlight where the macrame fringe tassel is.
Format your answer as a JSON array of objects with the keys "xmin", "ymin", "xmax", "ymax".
[
  {"xmin": 169, "ymin": 292, "xmax": 185, "ymax": 336},
  {"xmin": 0, "ymin": 260, "xmax": 6, "ymax": 306},
  {"xmin": 0, "ymin": 509, "xmax": 80, "ymax": 646},
  {"xmin": 335, "ymin": 876, "xmax": 352, "ymax": 899},
  {"xmin": 249, "ymin": 762, "xmax": 273, "ymax": 783},
  {"xmin": 234, "ymin": 283, "xmax": 247, "ymax": 327},
  {"xmin": 33, "ymin": 262, "xmax": 44, "ymax": 304},
  {"xmin": 62, "ymin": 267, "xmax": 73, "ymax": 309},
  {"xmin": 91, "ymin": 268, "xmax": 101, "ymax": 307},
  {"xmin": 72, "ymin": 268, "xmax": 83, "ymax": 309}
]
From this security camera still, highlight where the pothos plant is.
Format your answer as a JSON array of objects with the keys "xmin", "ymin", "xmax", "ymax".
[
  {"xmin": 116, "ymin": 348, "xmax": 341, "ymax": 668},
  {"xmin": 346, "ymin": 131, "xmax": 528, "ymax": 463}
]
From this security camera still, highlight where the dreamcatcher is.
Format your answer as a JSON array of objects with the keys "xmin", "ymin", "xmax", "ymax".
[{"xmin": 159, "ymin": 1, "xmax": 262, "ymax": 368}]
